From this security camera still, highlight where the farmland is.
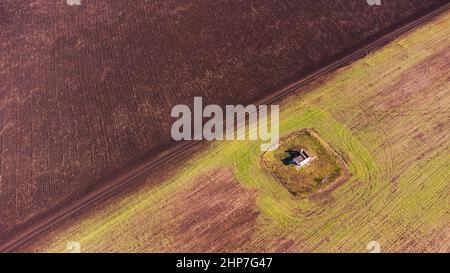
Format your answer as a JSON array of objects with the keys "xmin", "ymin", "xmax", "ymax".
[
  {"xmin": 18, "ymin": 9, "xmax": 450, "ymax": 252},
  {"xmin": 1, "ymin": 0, "xmax": 447, "ymax": 244}
]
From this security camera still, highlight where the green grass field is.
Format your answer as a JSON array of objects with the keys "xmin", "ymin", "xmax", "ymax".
[{"xmin": 24, "ymin": 11, "xmax": 450, "ymax": 253}]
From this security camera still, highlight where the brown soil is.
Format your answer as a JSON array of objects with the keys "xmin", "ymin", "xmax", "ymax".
[{"xmin": 165, "ymin": 168, "xmax": 259, "ymax": 252}]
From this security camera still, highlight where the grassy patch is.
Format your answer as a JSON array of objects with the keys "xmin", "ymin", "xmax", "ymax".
[{"xmin": 262, "ymin": 129, "xmax": 345, "ymax": 197}]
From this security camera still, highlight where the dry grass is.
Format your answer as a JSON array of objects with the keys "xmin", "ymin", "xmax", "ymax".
[{"xmin": 262, "ymin": 129, "xmax": 345, "ymax": 197}]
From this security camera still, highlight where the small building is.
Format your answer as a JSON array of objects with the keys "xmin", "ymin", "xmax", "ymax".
[{"xmin": 292, "ymin": 149, "xmax": 312, "ymax": 168}]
